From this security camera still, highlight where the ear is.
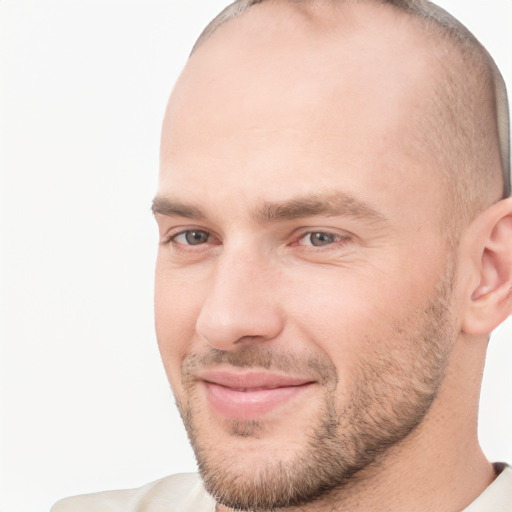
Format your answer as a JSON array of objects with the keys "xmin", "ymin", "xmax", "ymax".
[{"xmin": 461, "ymin": 197, "xmax": 512, "ymax": 335}]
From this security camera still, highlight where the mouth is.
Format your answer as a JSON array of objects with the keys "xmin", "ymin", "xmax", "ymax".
[{"xmin": 199, "ymin": 369, "xmax": 316, "ymax": 420}]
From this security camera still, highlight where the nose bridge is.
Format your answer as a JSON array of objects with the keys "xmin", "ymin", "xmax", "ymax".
[{"xmin": 195, "ymin": 241, "xmax": 284, "ymax": 349}]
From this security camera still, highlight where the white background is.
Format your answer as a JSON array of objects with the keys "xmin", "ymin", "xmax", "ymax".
[{"xmin": 0, "ymin": 1, "xmax": 511, "ymax": 511}]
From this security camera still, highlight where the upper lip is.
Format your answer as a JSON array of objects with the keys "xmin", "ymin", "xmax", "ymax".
[{"xmin": 198, "ymin": 369, "xmax": 315, "ymax": 390}]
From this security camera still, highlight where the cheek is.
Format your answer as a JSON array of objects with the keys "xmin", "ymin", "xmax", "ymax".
[
  {"xmin": 281, "ymin": 260, "xmax": 439, "ymax": 373},
  {"xmin": 154, "ymin": 261, "xmax": 205, "ymax": 388},
  {"xmin": 278, "ymin": 272, "xmax": 378, "ymax": 387}
]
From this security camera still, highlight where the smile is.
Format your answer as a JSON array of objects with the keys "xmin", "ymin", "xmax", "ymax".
[{"xmin": 199, "ymin": 370, "xmax": 316, "ymax": 420}]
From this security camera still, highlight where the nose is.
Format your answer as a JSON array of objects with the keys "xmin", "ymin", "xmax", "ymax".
[{"xmin": 196, "ymin": 250, "xmax": 285, "ymax": 350}]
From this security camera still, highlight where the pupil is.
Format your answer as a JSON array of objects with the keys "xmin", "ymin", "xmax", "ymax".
[
  {"xmin": 311, "ymin": 232, "xmax": 333, "ymax": 246},
  {"xmin": 186, "ymin": 231, "xmax": 208, "ymax": 245}
]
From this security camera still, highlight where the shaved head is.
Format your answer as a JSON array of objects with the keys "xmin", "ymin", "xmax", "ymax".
[
  {"xmin": 156, "ymin": 3, "xmax": 512, "ymax": 510},
  {"xmin": 185, "ymin": 0, "xmax": 509, "ymax": 239}
]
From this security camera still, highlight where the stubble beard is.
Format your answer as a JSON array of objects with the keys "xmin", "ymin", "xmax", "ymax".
[{"xmin": 174, "ymin": 264, "xmax": 457, "ymax": 512}]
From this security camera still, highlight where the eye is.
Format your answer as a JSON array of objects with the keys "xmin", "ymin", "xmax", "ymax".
[
  {"xmin": 172, "ymin": 230, "xmax": 211, "ymax": 245},
  {"xmin": 297, "ymin": 231, "xmax": 346, "ymax": 247}
]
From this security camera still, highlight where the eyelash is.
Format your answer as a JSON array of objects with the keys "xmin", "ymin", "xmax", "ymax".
[
  {"xmin": 161, "ymin": 228, "xmax": 214, "ymax": 247},
  {"xmin": 293, "ymin": 231, "xmax": 350, "ymax": 248},
  {"xmin": 168, "ymin": 229, "xmax": 214, "ymax": 246},
  {"xmin": 163, "ymin": 228, "xmax": 350, "ymax": 251}
]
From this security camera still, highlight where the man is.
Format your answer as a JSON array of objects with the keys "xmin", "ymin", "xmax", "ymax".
[{"xmin": 52, "ymin": 0, "xmax": 512, "ymax": 510}]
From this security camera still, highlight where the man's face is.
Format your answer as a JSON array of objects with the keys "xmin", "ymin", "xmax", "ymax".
[{"xmin": 155, "ymin": 3, "xmax": 461, "ymax": 510}]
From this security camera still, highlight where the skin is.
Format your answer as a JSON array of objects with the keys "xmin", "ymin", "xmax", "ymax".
[{"xmin": 154, "ymin": 2, "xmax": 512, "ymax": 511}]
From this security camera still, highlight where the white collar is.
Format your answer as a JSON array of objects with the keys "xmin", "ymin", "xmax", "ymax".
[{"xmin": 462, "ymin": 463, "xmax": 512, "ymax": 511}]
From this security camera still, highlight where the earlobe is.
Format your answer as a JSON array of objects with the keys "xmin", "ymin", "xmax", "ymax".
[{"xmin": 462, "ymin": 198, "xmax": 512, "ymax": 335}]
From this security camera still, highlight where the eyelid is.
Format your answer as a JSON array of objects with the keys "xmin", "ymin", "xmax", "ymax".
[
  {"xmin": 159, "ymin": 226, "xmax": 353, "ymax": 251},
  {"xmin": 291, "ymin": 228, "xmax": 353, "ymax": 247},
  {"xmin": 161, "ymin": 226, "xmax": 217, "ymax": 246},
  {"xmin": 299, "ymin": 232, "xmax": 344, "ymax": 246}
]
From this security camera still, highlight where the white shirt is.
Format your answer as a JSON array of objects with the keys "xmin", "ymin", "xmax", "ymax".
[{"xmin": 51, "ymin": 464, "xmax": 512, "ymax": 512}]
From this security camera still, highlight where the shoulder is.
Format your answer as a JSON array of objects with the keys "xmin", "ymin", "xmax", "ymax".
[{"xmin": 51, "ymin": 473, "xmax": 215, "ymax": 512}]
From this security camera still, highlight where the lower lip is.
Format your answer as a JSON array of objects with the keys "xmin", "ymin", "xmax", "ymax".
[{"xmin": 203, "ymin": 381, "xmax": 314, "ymax": 420}]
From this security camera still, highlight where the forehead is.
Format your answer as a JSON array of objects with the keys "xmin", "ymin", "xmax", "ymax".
[
  {"xmin": 167, "ymin": 2, "xmax": 438, "ymax": 119},
  {"xmin": 159, "ymin": 0, "xmax": 446, "ymax": 223}
]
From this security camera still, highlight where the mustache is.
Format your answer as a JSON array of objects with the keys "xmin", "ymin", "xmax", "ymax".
[{"xmin": 181, "ymin": 346, "xmax": 338, "ymax": 385}]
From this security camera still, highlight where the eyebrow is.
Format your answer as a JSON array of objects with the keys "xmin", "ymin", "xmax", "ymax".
[
  {"xmin": 255, "ymin": 193, "xmax": 385, "ymax": 224},
  {"xmin": 152, "ymin": 197, "xmax": 206, "ymax": 220},
  {"xmin": 151, "ymin": 192, "xmax": 385, "ymax": 224}
]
